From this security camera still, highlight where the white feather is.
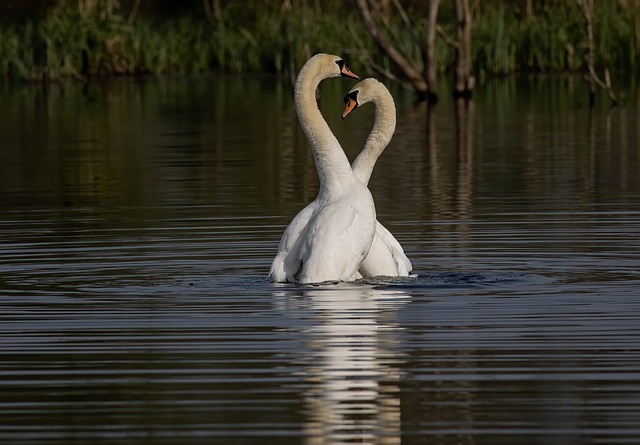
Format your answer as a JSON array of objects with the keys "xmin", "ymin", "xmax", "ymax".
[
  {"xmin": 269, "ymin": 54, "xmax": 377, "ymax": 284},
  {"xmin": 347, "ymin": 78, "xmax": 412, "ymax": 278}
]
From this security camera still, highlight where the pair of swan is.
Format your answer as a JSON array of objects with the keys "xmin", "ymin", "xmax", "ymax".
[{"xmin": 270, "ymin": 53, "xmax": 411, "ymax": 284}]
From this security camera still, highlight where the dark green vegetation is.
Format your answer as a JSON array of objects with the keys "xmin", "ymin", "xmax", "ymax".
[{"xmin": 0, "ymin": 0, "xmax": 638, "ymax": 82}]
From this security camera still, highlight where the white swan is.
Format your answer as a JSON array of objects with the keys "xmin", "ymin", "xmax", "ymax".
[
  {"xmin": 269, "ymin": 54, "xmax": 377, "ymax": 284},
  {"xmin": 343, "ymin": 78, "xmax": 412, "ymax": 277}
]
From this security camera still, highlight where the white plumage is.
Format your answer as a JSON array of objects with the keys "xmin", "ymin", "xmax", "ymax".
[
  {"xmin": 344, "ymin": 78, "xmax": 412, "ymax": 278},
  {"xmin": 269, "ymin": 54, "xmax": 376, "ymax": 284},
  {"xmin": 269, "ymin": 61, "xmax": 412, "ymax": 283}
]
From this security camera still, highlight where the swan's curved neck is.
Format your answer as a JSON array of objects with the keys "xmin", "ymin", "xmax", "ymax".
[
  {"xmin": 295, "ymin": 64, "xmax": 354, "ymax": 192},
  {"xmin": 351, "ymin": 90, "xmax": 396, "ymax": 185}
]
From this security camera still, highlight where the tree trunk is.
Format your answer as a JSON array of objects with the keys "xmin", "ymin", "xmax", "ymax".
[
  {"xmin": 525, "ymin": 0, "xmax": 533, "ymax": 17},
  {"xmin": 453, "ymin": 0, "xmax": 474, "ymax": 98},
  {"xmin": 424, "ymin": 0, "xmax": 441, "ymax": 103},
  {"xmin": 203, "ymin": 0, "xmax": 223, "ymax": 25},
  {"xmin": 580, "ymin": 0, "xmax": 597, "ymax": 105},
  {"xmin": 213, "ymin": 0, "xmax": 223, "ymax": 23},
  {"xmin": 636, "ymin": 0, "xmax": 640, "ymax": 70},
  {"xmin": 577, "ymin": 0, "xmax": 618, "ymax": 106}
]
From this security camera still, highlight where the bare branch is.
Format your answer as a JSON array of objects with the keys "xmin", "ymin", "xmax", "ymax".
[
  {"xmin": 347, "ymin": 21, "xmax": 410, "ymax": 89},
  {"xmin": 127, "ymin": 0, "xmax": 141, "ymax": 25},
  {"xmin": 436, "ymin": 24, "xmax": 458, "ymax": 49},
  {"xmin": 370, "ymin": 61, "xmax": 409, "ymax": 87},
  {"xmin": 354, "ymin": 0, "xmax": 427, "ymax": 95},
  {"xmin": 390, "ymin": 0, "xmax": 422, "ymax": 48},
  {"xmin": 586, "ymin": 63, "xmax": 618, "ymax": 103}
]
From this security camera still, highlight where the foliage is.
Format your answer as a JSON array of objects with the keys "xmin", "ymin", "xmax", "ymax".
[
  {"xmin": 471, "ymin": 1, "xmax": 637, "ymax": 75},
  {"xmin": 0, "ymin": 0, "xmax": 637, "ymax": 82}
]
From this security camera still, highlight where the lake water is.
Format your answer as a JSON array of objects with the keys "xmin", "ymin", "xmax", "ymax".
[{"xmin": 1, "ymin": 74, "xmax": 639, "ymax": 444}]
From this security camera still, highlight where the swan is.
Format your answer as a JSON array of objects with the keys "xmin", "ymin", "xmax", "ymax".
[
  {"xmin": 342, "ymin": 78, "xmax": 412, "ymax": 277},
  {"xmin": 269, "ymin": 54, "xmax": 377, "ymax": 284}
]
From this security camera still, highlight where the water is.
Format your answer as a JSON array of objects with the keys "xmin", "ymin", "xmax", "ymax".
[{"xmin": 1, "ymin": 75, "xmax": 639, "ymax": 444}]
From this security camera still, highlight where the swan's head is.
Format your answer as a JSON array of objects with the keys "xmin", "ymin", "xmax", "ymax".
[
  {"xmin": 306, "ymin": 53, "xmax": 359, "ymax": 81},
  {"xmin": 341, "ymin": 78, "xmax": 386, "ymax": 119}
]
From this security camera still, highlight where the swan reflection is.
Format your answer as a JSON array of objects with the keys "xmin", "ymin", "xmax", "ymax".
[{"xmin": 275, "ymin": 282, "xmax": 410, "ymax": 444}]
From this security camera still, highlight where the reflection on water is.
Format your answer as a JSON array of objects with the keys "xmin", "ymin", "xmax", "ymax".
[
  {"xmin": 274, "ymin": 283, "xmax": 410, "ymax": 444},
  {"xmin": 1, "ymin": 75, "xmax": 640, "ymax": 444}
]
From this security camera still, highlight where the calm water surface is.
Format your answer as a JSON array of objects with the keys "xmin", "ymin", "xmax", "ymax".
[{"xmin": 1, "ymin": 75, "xmax": 640, "ymax": 444}]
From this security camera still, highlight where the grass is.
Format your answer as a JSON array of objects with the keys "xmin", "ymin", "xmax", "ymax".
[
  {"xmin": 472, "ymin": 1, "xmax": 638, "ymax": 75},
  {"xmin": 0, "ymin": 0, "xmax": 637, "ymax": 82}
]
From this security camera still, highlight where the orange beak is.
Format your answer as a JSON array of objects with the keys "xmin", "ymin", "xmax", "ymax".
[
  {"xmin": 342, "ymin": 97, "xmax": 358, "ymax": 119},
  {"xmin": 340, "ymin": 65, "xmax": 359, "ymax": 80}
]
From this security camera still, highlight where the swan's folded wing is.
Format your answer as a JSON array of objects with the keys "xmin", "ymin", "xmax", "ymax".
[
  {"xmin": 377, "ymin": 222, "xmax": 412, "ymax": 275},
  {"xmin": 269, "ymin": 204, "xmax": 316, "ymax": 282},
  {"xmin": 359, "ymin": 221, "xmax": 412, "ymax": 277},
  {"xmin": 298, "ymin": 201, "xmax": 376, "ymax": 284}
]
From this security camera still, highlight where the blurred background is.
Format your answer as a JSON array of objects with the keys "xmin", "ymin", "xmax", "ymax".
[{"xmin": 0, "ymin": 0, "xmax": 637, "ymax": 98}]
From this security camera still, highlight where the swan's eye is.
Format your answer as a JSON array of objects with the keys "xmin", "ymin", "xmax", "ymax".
[
  {"xmin": 336, "ymin": 59, "xmax": 359, "ymax": 80},
  {"xmin": 343, "ymin": 90, "xmax": 359, "ymax": 105}
]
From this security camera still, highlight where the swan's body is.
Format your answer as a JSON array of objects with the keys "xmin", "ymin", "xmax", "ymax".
[
  {"xmin": 343, "ymin": 78, "xmax": 412, "ymax": 277},
  {"xmin": 269, "ymin": 54, "xmax": 376, "ymax": 284}
]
